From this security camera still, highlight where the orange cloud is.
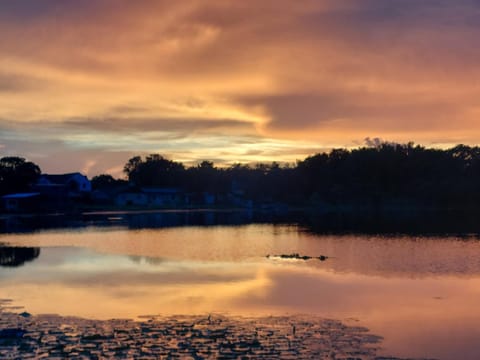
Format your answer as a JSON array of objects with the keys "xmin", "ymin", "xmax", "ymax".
[{"xmin": 1, "ymin": 1, "xmax": 480, "ymax": 173}]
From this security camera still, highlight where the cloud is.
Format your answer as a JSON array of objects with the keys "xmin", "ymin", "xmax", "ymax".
[
  {"xmin": 0, "ymin": 119, "xmax": 322, "ymax": 176},
  {"xmin": 0, "ymin": 72, "xmax": 43, "ymax": 92},
  {"xmin": 64, "ymin": 117, "xmax": 255, "ymax": 134},
  {"xmin": 1, "ymin": 1, "xmax": 480, "ymax": 173},
  {"xmin": 241, "ymin": 92, "xmax": 468, "ymax": 134}
]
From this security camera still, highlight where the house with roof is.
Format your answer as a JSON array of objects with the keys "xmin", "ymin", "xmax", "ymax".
[
  {"xmin": 1, "ymin": 192, "xmax": 41, "ymax": 212},
  {"xmin": 1, "ymin": 173, "xmax": 92, "ymax": 213},
  {"xmin": 35, "ymin": 173, "xmax": 91, "ymax": 198}
]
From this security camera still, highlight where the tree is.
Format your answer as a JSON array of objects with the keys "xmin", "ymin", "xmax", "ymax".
[
  {"xmin": 0, "ymin": 246, "xmax": 40, "ymax": 267},
  {"xmin": 122, "ymin": 154, "xmax": 185, "ymax": 187},
  {"xmin": 123, "ymin": 156, "xmax": 142, "ymax": 180},
  {"xmin": 0, "ymin": 156, "xmax": 41, "ymax": 195},
  {"xmin": 91, "ymin": 174, "xmax": 127, "ymax": 190},
  {"xmin": 185, "ymin": 161, "xmax": 220, "ymax": 192}
]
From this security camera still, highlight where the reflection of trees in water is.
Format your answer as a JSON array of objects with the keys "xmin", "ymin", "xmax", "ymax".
[
  {"xmin": 296, "ymin": 210, "xmax": 480, "ymax": 236},
  {"xmin": 0, "ymin": 211, "xmax": 258, "ymax": 234},
  {"xmin": 5, "ymin": 209, "xmax": 480, "ymax": 237},
  {"xmin": 0, "ymin": 247, "xmax": 40, "ymax": 267},
  {"xmin": 125, "ymin": 211, "xmax": 255, "ymax": 229}
]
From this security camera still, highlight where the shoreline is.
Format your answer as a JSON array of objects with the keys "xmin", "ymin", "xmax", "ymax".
[{"xmin": 2, "ymin": 202, "xmax": 480, "ymax": 217}]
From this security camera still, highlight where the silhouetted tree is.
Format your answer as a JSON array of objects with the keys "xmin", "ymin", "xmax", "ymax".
[
  {"xmin": 123, "ymin": 156, "xmax": 142, "ymax": 179},
  {"xmin": 91, "ymin": 174, "xmax": 127, "ymax": 190},
  {"xmin": 0, "ymin": 246, "xmax": 40, "ymax": 267},
  {"xmin": 185, "ymin": 161, "xmax": 223, "ymax": 193},
  {"xmin": 123, "ymin": 154, "xmax": 185, "ymax": 187},
  {"xmin": 0, "ymin": 156, "xmax": 41, "ymax": 195},
  {"xmin": 68, "ymin": 142, "xmax": 480, "ymax": 210}
]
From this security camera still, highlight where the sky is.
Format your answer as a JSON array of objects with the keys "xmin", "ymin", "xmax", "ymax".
[{"xmin": 1, "ymin": 0, "xmax": 480, "ymax": 177}]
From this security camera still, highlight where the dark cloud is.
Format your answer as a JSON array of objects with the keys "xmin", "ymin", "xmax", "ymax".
[
  {"xmin": 0, "ymin": 0, "xmax": 102, "ymax": 23},
  {"xmin": 0, "ymin": 72, "xmax": 42, "ymax": 92},
  {"xmin": 108, "ymin": 105, "xmax": 150, "ymax": 115},
  {"xmin": 2, "ymin": 0, "xmax": 479, "ymax": 77},
  {"xmin": 240, "ymin": 93, "xmax": 463, "ymax": 132},
  {"xmin": 0, "ymin": 116, "xmax": 255, "ymax": 134},
  {"xmin": 0, "ymin": 1, "xmax": 67, "ymax": 19},
  {"xmin": 63, "ymin": 117, "xmax": 255, "ymax": 134}
]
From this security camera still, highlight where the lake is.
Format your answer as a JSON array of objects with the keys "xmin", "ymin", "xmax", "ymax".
[{"xmin": 1, "ymin": 210, "xmax": 480, "ymax": 359}]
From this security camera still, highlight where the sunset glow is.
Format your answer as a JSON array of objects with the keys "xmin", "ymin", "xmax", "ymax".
[{"xmin": 1, "ymin": 1, "xmax": 480, "ymax": 176}]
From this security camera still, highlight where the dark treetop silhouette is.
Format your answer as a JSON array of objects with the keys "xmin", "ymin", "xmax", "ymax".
[
  {"xmin": 116, "ymin": 143, "xmax": 480, "ymax": 210},
  {"xmin": 0, "ymin": 157, "xmax": 41, "ymax": 196},
  {"xmin": 4, "ymin": 142, "xmax": 480, "ymax": 211}
]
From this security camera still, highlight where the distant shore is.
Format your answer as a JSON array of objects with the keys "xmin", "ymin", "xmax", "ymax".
[
  {"xmin": 2, "ymin": 200, "xmax": 479, "ymax": 217},
  {"xmin": 3, "ymin": 206, "xmax": 480, "ymax": 237}
]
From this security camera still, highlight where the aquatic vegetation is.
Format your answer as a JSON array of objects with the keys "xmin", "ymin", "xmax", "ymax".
[
  {"xmin": 266, "ymin": 253, "xmax": 329, "ymax": 261},
  {"xmin": 0, "ymin": 304, "xmax": 408, "ymax": 359}
]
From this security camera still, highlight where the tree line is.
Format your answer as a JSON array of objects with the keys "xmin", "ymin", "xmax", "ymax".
[
  {"xmin": 0, "ymin": 157, "xmax": 41, "ymax": 195},
  {"xmin": 4, "ymin": 142, "xmax": 480, "ymax": 209}
]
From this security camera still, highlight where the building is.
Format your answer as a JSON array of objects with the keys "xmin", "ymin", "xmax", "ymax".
[
  {"xmin": 115, "ymin": 187, "xmax": 188, "ymax": 207},
  {"xmin": 35, "ymin": 173, "xmax": 91, "ymax": 198},
  {"xmin": 2, "ymin": 193, "xmax": 41, "ymax": 212}
]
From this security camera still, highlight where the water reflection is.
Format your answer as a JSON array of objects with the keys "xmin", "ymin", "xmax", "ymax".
[
  {"xmin": 298, "ymin": 210, "xmax": 480, "ymax": 236},
  {"xmin": 0, "ymin": 246, "xmax": 40, "ymax": 267},
  {"xmin": 1, "ymin": 224, "xmax": 480, "ymax": 359},
  {"xmin": 2, "ymin": 225, "xmax": 480, "ymax": 277},
  {"xmin": 0, "ymin": 210, "xmax": 259, "ymax": 234},
  {"xmin": 3, "ymin": 209, "xmax": 480, "ymax": 236}
]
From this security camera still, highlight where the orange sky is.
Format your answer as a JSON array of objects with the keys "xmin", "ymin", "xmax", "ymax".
[{"xmin": 1, "ymin": 0, "xmax": 480, "ymax": 177}]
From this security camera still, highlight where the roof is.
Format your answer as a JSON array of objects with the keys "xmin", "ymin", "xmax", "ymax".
[
  {"xmin": 2, "ymin": 192, "xmax": 41, "ymax": 199},
  {"xmin": 39, "ymin": 173, "xmax": 85, "ymax": 185}
]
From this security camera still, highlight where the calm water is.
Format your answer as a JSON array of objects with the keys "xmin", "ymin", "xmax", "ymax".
[{"xmin": 1, "ymin": 212, "xmax": 480, "ymax": 359}]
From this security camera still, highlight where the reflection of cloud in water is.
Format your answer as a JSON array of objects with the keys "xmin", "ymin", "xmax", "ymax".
[
  {"xmin": 4, "ymin": 225, "xmax": 480, "ymax": 278},
  {"xmin": 0, "ymin": 246, "xmax": 271, "ymax": 319},
  {"xmin": 2, "ymin": 248, "xmax": 480, "ymax": 359},
  {"xmin": 2, "ymin": 226, "xmax": 480, "ymax": 359}
]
